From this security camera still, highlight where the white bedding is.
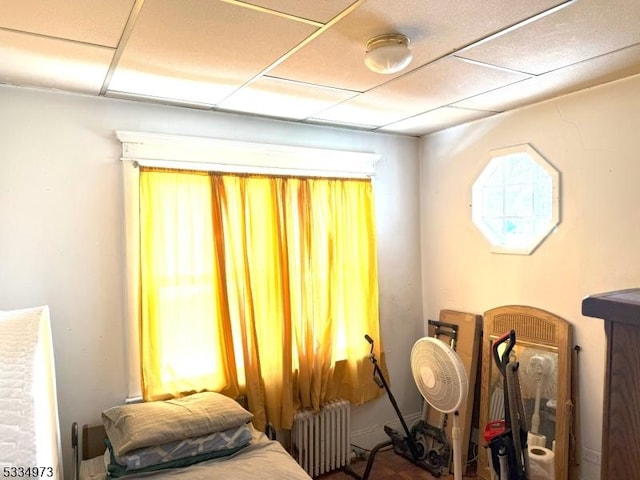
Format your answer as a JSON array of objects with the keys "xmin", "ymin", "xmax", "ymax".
[
  {"xmin": 80, "ymin": 430, "xmax": 311, "ymax": 480},
  {"xmin": 0, "ymin": 306, "xmax": 62, "ymax": 478}
]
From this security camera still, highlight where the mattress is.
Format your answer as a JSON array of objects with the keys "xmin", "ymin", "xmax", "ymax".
[
  {"xmin": 80, "ymin": 430, "xmax": 311, "ymax": 480},
  {"xmin": 0, "ymin": 306, "xmax": 62, "ymax": 478}
]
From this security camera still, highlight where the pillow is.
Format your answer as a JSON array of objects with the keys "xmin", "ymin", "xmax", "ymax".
[
  {"xmin": 111, "ymin": 423, "xmax": 253, "ymax": 471},
  {"xmin": 105, "ymin": 424, "xmax": 253, "ymax": 478},
  {"xmin": 102, "ymin": 392, "xmax": 253, "ymax": 456},
  {"xmin": 105, "ymin": 444, "xmax": 248, "ymax": 479}
]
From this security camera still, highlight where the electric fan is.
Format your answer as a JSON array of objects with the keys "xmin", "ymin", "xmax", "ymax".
[
  {"xmin": 519, "ymin": 349, "xmax": 557, "ymax": 439},
  {"xmin": 411, "ymin": 337, "xmax": 468, "ymax": 480}
]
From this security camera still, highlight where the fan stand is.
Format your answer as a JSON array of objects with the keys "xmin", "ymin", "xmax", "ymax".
[
  {"xmin": 419, "ymin": 320, "xmax": 462, "ymax": 476},
  {"xmin": 451, "ymin": 412, "xmax": 466, "ymax": 480},
  {"xmin": 524, "ymin": 352, "xmax": 555, "ymax": 437},
  {"xmin": 412, "ymin": 324, "xmax": 468, "ymax": 480}
]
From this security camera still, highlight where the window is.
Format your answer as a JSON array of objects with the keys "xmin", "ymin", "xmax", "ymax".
[
  {"xmin": 118, "ymin": 131, "xmax": 384, "ymax": 429},
  {"xmin": 472, "ymin": 144, "xmax": 560, "ymax": 254}
]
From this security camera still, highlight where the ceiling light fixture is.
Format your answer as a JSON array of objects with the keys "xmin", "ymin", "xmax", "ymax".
[{"xmin": 364, "ymin": 33, "xmax": 413, "ymax": 74}]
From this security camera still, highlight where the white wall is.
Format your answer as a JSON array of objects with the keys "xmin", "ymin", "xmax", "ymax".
[
  {"xmin": 420, "ymin": 74, "xmax": 640, "ymax": 480},
  {"xmin": 0, "ymin": 85, "xmax": 423, "ymax": 479}
]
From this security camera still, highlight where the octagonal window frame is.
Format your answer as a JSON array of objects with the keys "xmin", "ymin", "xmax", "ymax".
[{"xmin": 472, "ymin": 144, "xmax": 560, "ymax": 255}]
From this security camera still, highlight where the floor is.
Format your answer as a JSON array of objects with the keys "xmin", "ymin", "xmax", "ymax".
[{"xmin": 316, "ymin": 447, "xmax": 478, "ymax": 480}]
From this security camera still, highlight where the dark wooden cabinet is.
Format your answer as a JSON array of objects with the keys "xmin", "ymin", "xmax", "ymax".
[{"xmin": 582, "ymin": 288, "xmax": 640, "ymax": 480}]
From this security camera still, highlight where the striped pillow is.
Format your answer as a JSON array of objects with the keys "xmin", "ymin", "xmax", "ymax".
[{"xmin": 105, "ymin": 424, "xmax": 254, "ymax": 477}]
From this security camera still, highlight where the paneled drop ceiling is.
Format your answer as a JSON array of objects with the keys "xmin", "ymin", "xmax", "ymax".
[{"xmin": 2, "ymin": 0, "xmax": 640, "ymax": 136}]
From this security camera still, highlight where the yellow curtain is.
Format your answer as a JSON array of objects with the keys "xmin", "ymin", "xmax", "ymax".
[
  {"xmin": 283, "ymin": 178, "xmax": 384, "ymax": 412},
  {"xmin": 139, "ymin": 169, "xmax": 239, "ymax": 401},
  {"xmin": 139, "ymin": 169, "xmax": 384, "ymax": 429}
]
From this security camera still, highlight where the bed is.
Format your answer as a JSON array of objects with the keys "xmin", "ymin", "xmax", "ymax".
[
  {"xmin": 72, "ymin": 392, "xmax": 311, "ymax": 480},
  {"xmin": 0, "ymin": 306, "xmax": 63, "ymax": 478}
]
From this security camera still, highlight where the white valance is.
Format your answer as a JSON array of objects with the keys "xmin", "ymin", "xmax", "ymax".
[{"xmin": 116, "ymin": 131, "xmax": 379, "ymax": 178}]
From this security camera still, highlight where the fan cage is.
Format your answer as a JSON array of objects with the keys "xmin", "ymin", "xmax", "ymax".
[{"xmin": 411, "ymin": 337, "xmax": 468, "ymax": 413}]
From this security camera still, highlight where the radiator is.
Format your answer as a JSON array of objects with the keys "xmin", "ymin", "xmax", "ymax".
[
  {"xmin": 489, "ymin": 386, "xmax": 505, "ymax": 421},
  {"xmin": 291, "ymin": 399, "xmax": 351, "ymax": 477}
]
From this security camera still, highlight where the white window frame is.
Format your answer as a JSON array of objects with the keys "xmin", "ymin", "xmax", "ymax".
[
  {"xmin": 117, "ymin": 131, "xmax": 379, "ymax": 399},
  {"xmin": 471, "ymin": 143, "xmax": 560, "ymax": 255}
]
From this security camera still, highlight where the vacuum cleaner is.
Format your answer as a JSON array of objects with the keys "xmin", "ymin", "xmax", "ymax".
[{"xmin": 484, "ymin": 330, "xmax": 530, "ymax": 480}]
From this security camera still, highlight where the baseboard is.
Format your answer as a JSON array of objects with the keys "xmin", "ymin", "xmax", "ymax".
[{"xmin": 350, "ymin": 412, "xmax": 423, "ymax": 450}]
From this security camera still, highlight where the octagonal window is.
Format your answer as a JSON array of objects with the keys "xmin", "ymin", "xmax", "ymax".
[{"xmin": 472, "ymin": 144, "xmax": 559, "ymax": 254}]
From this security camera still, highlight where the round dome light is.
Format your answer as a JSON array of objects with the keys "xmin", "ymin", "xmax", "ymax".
[{"xmin": 364, "ymin": 33, "xmax": 413, "ymax": 74}]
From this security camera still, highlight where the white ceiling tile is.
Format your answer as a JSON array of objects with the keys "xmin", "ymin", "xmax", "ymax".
[
  {"xmin": 308, "ymin": 100, "xmax": 389, "ymax": 128},
  {"xmin": 240, "ymin": 0, "xmax": 358, "ymax": 23},
  {"xmin": 105, "ymin": 89, "xmax": 215, "ymax": 109},
  {"xmin": 218, "ymin": 76, "xmax": 357, "ymax": 120},
  {"xmin": 454, "ymin": 43, "xmax": 640, "ymax": 112},
  {"xmin": 379, "ymin": 107, "xmax": 495, "ymax": 136},
  {"xmin": 2, "ymin": 0, "xmax": 639, "ymax": 135},
  {"xmin": 107, "ymin": 70, "xmax": 227, "ymax": 106},
  {"xmin": 0, "ymin": 0, "xmax": 134, "ymax": 47},
  {"xmin": 306, "ymin": 118, "xmax": 379, "ymax": 131},
  {"xmin": 270, "ymin": 0, "xmax": 565, "ymax": 91},
  {"xmin": 313, "ymin": 57, "xmax": 529, "ymax": 126},
  {"xmin": 110, "ymin": 0, "xmax": 317, "ymax": 104},
  {"xmin": 458, "ymin": 0, "xmax": 640, "ymax": 75},
  {"xmin": 0, "ymin": 30, "xmax": 113, "ymax": 94}
]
